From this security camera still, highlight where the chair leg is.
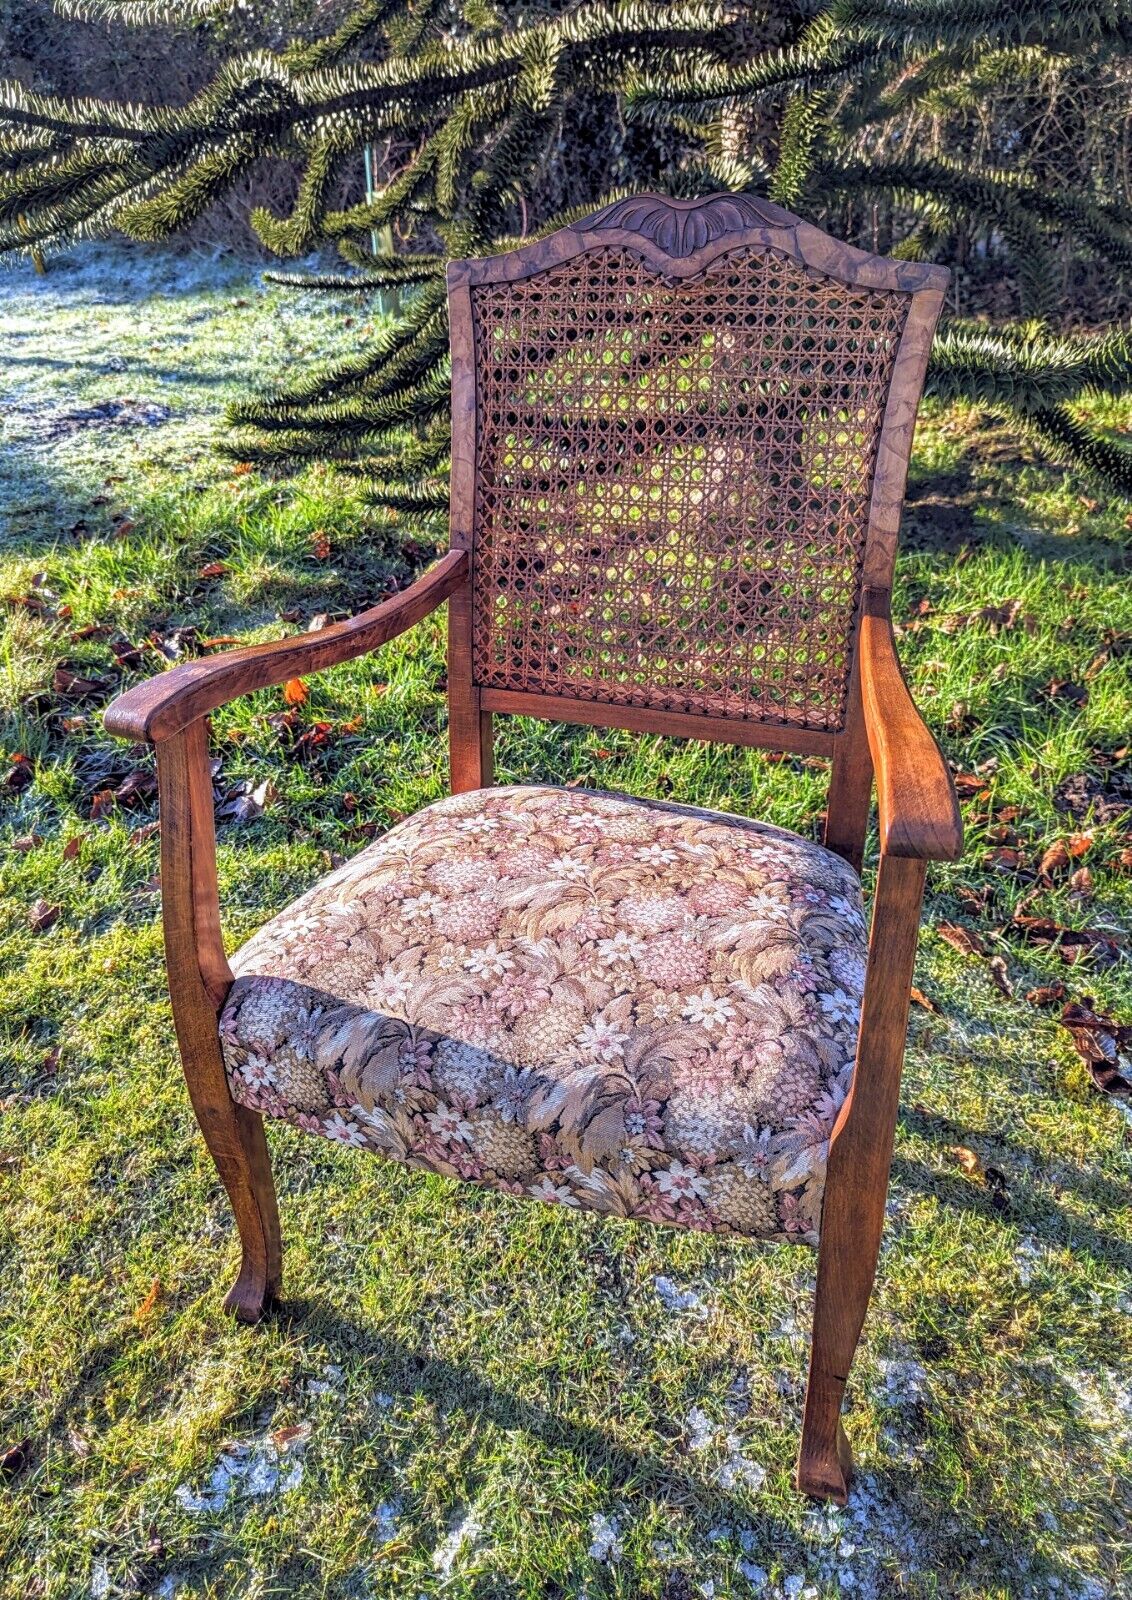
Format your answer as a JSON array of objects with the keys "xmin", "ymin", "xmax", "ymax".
[
  {"xmin": 176, "ymin": 1030, "xmax": 283, "ymax": 1324},
  {"xmin": 796, "ymin": 853, "xmax": 928, "ymax": 1501},
  {"xmin": 796, "ymin": 1218, "xmax": 874, "ymax": 1502},
  {"xmin": 157, "ymin": 722, "xmax": 283, "ymax": 1323}
]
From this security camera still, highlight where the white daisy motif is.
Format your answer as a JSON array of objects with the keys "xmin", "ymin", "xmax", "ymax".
[
  {"xmin": 819, "ymin": 989, "xmax": 860, "ymax": 1027},
  {"xmin": 654, "ymin": 1161, "xmax": 708, "ymax": 1200},
  {"xmin": 528, "ymin": 1176, "xmax": 580, "ymax": 1206},
  {"xmin": 553, "ymin": 856, "xmax": 589, "ymax": 881},
  {"xmin": 744, "ymin": 891, "xmax": 786, "ymax": 918},
  {"xmin": 426, "ymin": 1103, "xmax": 474, "ymax": 1144},
  {"xmin": 636, "ymin": 843, "xmax": 679, "ymax": 865},
  {"xmin": 400, "ymin": 892, "xmax": 440, "ymax": 922},
  {"xmin": 597, "ymin": 931, "xmax": 646, "ymax": 966},
  {"xmin": 464, "ymin": 943, "xmax": 514, "ymax": 978},
  {"xmin": 239, "ymin": 1053, "xmax": 277, "ymax": 1090},
  {"xmin": 322, "ymin": 1112, "xmax": 365, "ymax": 1146},
  {"xmin": 496, "ymin": 1065, "xmax": 535, "ymax": 1123},
  {"xmin": 829, "ymin": 893, "xmax": 865, "ymax": 924},
  {"xmin": 365, "ymin": 973, "xmax": 412, "ymax": 1010},
  {"xmin": 682, "ymin": 989, "xmax": 736, "ymax": 1029},
  {"xmin": 577, "ymin": 1020, "xmax": 629, "ymax": 1062}
]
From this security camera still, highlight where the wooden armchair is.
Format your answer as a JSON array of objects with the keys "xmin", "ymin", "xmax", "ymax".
[{"xmin": 106, "ymin": 193, "xmax": 960, "ymax": 1504}]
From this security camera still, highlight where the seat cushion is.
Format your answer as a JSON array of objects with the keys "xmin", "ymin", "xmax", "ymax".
[{"xmin": 221, "ymin": 785, "xmax": 868, "ymax": 1244}]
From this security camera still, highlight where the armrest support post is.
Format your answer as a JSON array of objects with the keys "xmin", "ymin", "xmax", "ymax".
[{"xmin": 857, "ymin": 587, "xmax": 962, "ymax": 862}]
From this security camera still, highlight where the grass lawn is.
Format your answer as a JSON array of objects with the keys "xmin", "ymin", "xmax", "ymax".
[{"xmin": 2, "ymin": 246, "xmax": 1131, "ymax": 1600}]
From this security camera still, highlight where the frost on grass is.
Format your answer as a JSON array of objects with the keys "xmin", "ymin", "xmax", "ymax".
[
  {"xmin": 654, "ymin": 1275, "xmax": 707, "ymax": 1316},
  {"xmin": 682, "ymin": 1407, "xmax": 766, "ymax": 1495},
  {"xmin": 588, "ymin": 1512, "xmax": 623, "ymax": 1562},
  {"xmin": 173, "ymin": 1429, "xmax": 307, "ymax": 1515},
  {"xmin": 432, "ymin": 1506, "xmax": 482, "ymax": 1576}
]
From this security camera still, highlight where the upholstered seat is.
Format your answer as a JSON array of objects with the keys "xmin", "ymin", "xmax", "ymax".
[{"xmin": 221, "ymin": 785, "xmax": 868, "ymax": 1243}]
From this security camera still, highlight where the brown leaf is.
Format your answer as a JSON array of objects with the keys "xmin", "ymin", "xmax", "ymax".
[
  {"xmin": 115, "ymin": 768, "xmax": 157, "ymax": 806},
  {"xmin": 135, "ymin": 1277, "xmax": 161, "ymax": 1323},
  {"xmin": 1043, "ymin": 677, "xmax": 1088, "ymax": 706},
  {"xmin": 13, "ymin": 834, "xmax": 43, "ymax": 852},
  {"xmin": 53, "ymin": 665, "xmax": 110, "ymax": 701},
  {"xmin": 311, "ymin": 531, "xmax": 332, "ymax": 560},
  {"xmin": 1068, "ymin": 866, "xmax": 1094, "ymax": 897},
  {"xmin": 29, "ymin": 899, "xmax": 60, "ymax": 933},
  {"xmin": 985, "ymin": 846, "xmax": 1025, "ymax": 872},
  {"xmin": 987, "ymin": 956, "xmax": 1014, "ymax": 998},
  {"xmin": 61, "ymin": 835, "xmax": 84, "ymax": 861},
  {"xmin": 5, "ymin": 753, "xmax": 34, "ymax": 792},
  {"xmin": 283, "ymin": 678, "xmax": 309, "ymax": 707},
  {"xmin": 41, "ymin": 1046, "xmax": 60, "ymax": 1076},
  {"xmin": 1038, "ymin": 840, "xmax": 1071, "ymax": 878},
  {"xmin": 130, "ymin": 820, "xmax": 160, "ymax": 846},
  {"xmin": 90, "ymin": 788, "xmax": 117, "ymax": 819},
  {"xmin": 271, "ymin": 1421, "xmax": 313, "ymax": 1452},
  {"xmin": 910, "ymin": 986, "xmax": 941, "ymax": 1014},
  {"xmin": 951, "ymin": 772, "xmax": 989, "ymax": 800},
  {"xmin": 1025, "ymin": 981, "xmax": 1067, "ymax": 1006},
  {"xmin": 197, "ymin": 561, "xmax": 228, "ymax": 579},
  {"xmin": 938, "ymin": 921, "xmax": 986, "ymax": 957},
  {"xmin": 200, "ymin": 635, "xmax": 241, "ymax": 651},
  {"xmin": 949, "ymin": 1145, "xmax": 983, "ymax": 1177},
  {"xmin": 0, "ymin": 1439, "xmax": 31, "ymax": 1480}
]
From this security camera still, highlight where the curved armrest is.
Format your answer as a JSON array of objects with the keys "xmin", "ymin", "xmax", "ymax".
[
  {"xmin": 858, "ymin": 588, "xmax": 963, "ymax": 862},
  {"xmin": 105, "ymin": 550, "xmax": 468, "ymax": 744}
]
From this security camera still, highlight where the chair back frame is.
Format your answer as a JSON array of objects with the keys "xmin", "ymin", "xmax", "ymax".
[{"xmin": 445, "ymin": 193, "xmax": 948, "ymax": 866}]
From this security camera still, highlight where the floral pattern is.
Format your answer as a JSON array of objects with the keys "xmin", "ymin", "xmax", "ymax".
[{"xmin": 220, "ymin": 786, "xmax": 869, "ymax": 1244}]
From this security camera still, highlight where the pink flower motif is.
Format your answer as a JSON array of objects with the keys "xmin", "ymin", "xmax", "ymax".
[
  {"xmin": 425, "ymin": 1102, "xmax": 474, "ymax": 1145},
  {"xmin": 654, "ymin": 1161, "xmax": 709, "ymax": 1201},
  {"xmin": 296, "ymin": 1111, "xmax": 324, "ymax": 1134},
  {"xmin": 528, "ymin": 1175, "xmax": 580, "ymax": 1206},
  {"xmin": 778, "ymin": 1191, "xmax": 810, "ymax": 1235},
  {"xmin": 490, "ymin": 971, "xmax": 551, "ymax": 1020}
]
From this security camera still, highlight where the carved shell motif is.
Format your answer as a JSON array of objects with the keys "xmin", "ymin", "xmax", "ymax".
[{"xmin": 575, "ymin": 193, "xmax": 795, "ymax": 257}]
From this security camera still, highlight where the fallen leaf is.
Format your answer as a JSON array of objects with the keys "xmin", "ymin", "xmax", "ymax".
[
  {"xmin": 217, "ymin": 778, "xmax": 277, "ymax": 824},
  {"xmin": 949, "ymin": 1145, "xmax": 982, "ymax": 1177},
  {"xmin": 135, "ymin": 1277, "xmax": 161, "ymax": 1323},
  {"xmin": 987, "ymin": 955, "xmax": 1014, "ymax": 997},
  {"xmin": 129, "ymin": 820, "xmax": 160, "ymax": 846},
  {"xmin": 53, "ymin": 665, "xmax": 110, "ymax": 701},
  {"xmin": 29, "ymin": 899, "xmax": 60, "ymax": 933},
  {"xmin": 115, "ymin": 768, "xmax": 157, "ymax": 806},
  {"xmin": 200, "ymin": 635, "xmax": 241, "ymax": 651},
  {"xmin": 41, "ymin": 1046, "xmax": 60, "ymax": 1076},
  {"xmin": 938, "ymin": 921, "xmax": 987, "ymax": 957},
  {"xmin": 0, "ymin": 1440, "xmax": 31, "ymax": 1480},
  {"xmin": 910, "ymin": 986, "xmax": 941, "ymax": 1014},
  {"xmin": 311, "ymin": 531, "xmax": 331, "ymax": 560},
  {"xmin": 90, "ymin": 788, "xmax": 117, "ymax": 819},
  {"xmin": 12, "ymin": 834, "xmax": 43, "ymax": 852},
  {"xmin": 1068, "ymin": 866, "xmax": 1094, "ymax": 897},
  {"xmin": 1043, "ymin": 677, "xmax": 1088, "ymax": 706},
  {"xmin": 197, "ymin": 561, "xmax": 228, "ymax": 579},
  {"xmin": 283, "ymin": 678, "xmax": 309, "ymax": 707},
  {"xmin": 61, "ymin": 835, "xmax": 84, "ymax": 861},
  {"xmin": 270, "ymin": 1422, "xmax": 312, "ymax": 1453},
  {"xmin": 5, "ymin": 753, "xmax": 34, "ymax": 792},
  {"xmin": 1025, "ymin": 981, "xmax": 1067, "ymax": 1006}
]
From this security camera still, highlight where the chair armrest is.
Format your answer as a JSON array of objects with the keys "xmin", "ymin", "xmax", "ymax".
[
  {"xmin": 104, "ymin": 549, "xmax": 469, "ymax": 744},
  {"xmin": 858, "ymin": 588, "xmax": 963, "ymax": 862}
]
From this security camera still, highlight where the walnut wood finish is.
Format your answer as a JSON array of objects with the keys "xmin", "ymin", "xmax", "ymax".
[
  {"xmin": 156, "ymin": 721, "xmax": 282, "ymax": 1321},
  {"xmin": 106, "ymin": 550, "xmax": 468, "ymax": 744},
  {"xmin": 106, "ymin": 193, "xmax": 959, "ymax": 1498}
]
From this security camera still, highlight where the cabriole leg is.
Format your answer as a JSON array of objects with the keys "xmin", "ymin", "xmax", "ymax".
[{"xmin": 797, "ymin": 854, "xmax": 927, "ymax": 1500}]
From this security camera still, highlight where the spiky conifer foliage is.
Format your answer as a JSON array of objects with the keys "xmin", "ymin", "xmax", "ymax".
[{"xmin": 3, "ymin": 0, "xmax": 1132, "ymax": 525}]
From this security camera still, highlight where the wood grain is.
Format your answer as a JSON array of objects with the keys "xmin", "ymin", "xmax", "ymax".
[
  {"xmin": 858, "ymin": 588, "xmax": 963, "ymax": 861},
  {"xmin": 106, "ymin": 551, "xmax": 468, "ymax": 744},
  {"xmin": 797, "ymin": 853, "xmax": 928, "ymax": 1501},
  {"xmin": 156, "ymin": 721, "xmax": 281, "ymax": 1321}
]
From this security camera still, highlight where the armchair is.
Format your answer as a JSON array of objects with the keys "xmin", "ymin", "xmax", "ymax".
[{"xmin": 107, "ymin": 193, "xmax": 960, "ymax": 1504}]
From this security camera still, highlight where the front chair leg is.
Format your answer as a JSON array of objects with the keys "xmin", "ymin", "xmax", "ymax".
[
  {"xmin": 797, "ymin": 854, "xmax": 927, "ymax": 1501},
  {"xmin": 158, "ymin": 721, "xmax": 282, "ymax": 1322}
]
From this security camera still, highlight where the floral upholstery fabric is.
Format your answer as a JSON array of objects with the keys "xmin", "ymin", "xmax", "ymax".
[{"xmin": 221, "ymin": 786, "xmax": 868, "ymax": 1244}]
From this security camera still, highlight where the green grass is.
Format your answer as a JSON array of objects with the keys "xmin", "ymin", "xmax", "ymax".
[{"xmin": 2, "ymin": 248, "xmax": 1131, "ymax": 1600}]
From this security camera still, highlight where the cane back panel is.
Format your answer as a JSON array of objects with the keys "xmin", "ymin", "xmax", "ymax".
[{"xmin": 463, "ymin": 203, "xmax": 919, "ymax": 734}]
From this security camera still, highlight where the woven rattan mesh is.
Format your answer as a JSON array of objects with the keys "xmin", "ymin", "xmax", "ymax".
[{"xmin": 469, "ymin": 245, "xmax": 910, "ymax": 732}]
